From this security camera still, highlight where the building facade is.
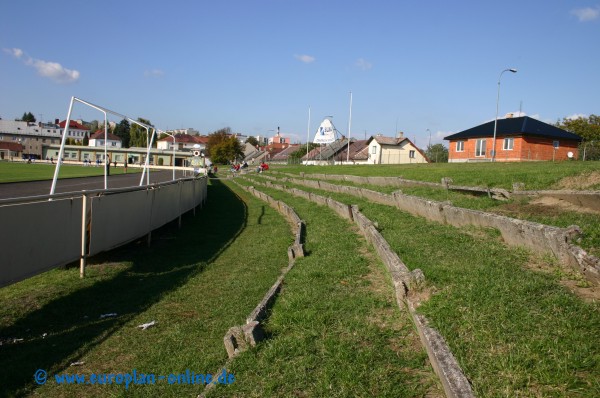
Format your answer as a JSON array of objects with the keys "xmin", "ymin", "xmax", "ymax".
[{"xmin": 445, "ymin": 116, "xmax": 582, "ymax": 162}]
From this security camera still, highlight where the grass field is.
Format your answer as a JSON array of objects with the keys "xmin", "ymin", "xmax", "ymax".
[
  {"xmin": 0, "ymin": 161, "xmax": 135, "ymax": 183},
  {"xmin": 0, "ymin": 178, "xmax": 442, "ymax": 397},
  {"xmin": 243, "ymin": 173, "xmax": 600, "ymax": 397},
  {"xmin": 276, "ymin": 161, "xmax": 600, "ymax": 190},
  {"xmin": 2, "ymin": 161, "xmax": 600, "ymax": 397}
]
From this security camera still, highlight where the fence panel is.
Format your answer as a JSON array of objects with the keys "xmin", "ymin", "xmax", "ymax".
[{"xmin": 0, "ymin": 198, "xmax": 82, "ymax": 287}]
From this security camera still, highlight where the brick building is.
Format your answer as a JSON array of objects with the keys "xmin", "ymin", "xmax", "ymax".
[{"xmin": 445, "ymin": 116, "xmax": 581, "ymax": 162}]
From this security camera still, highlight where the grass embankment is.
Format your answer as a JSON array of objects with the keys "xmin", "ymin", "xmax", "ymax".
[
  {"xmin": 245, "ymin": 174, "xmax": 600, "ymax": 397},
  {"xmin": 1, "ymin": 177, "xmax": 441, "ymax": 397},
  {"xmin": 276, "ymin": 161, "xmax": 600, "ymax": 190},
  {"xmin": 274, "ymin": 172, "xmax": 600, "ymax": 257},
  {"xmin": 0, "ymin": 179, "xmax": 291, "ymax": 397},
  {"xmin": 213, "ymin": 179, "xmax": 442, "ymax": 397},
  {"xmin": 0, "ymin": 161, "xmax": 135, "ymax": 183}
]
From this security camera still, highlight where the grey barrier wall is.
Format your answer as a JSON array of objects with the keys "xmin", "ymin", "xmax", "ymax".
[
  {"xmin": 0, "ymin": 198, "xmax": 82, "ymax": 287},
  {"xmin": 260, "ymin": 174, "xmax": 600, "ymax": 284},
  {"xmin": 0, "ymin": 177, "xmax": 207, "ymax": 288}
]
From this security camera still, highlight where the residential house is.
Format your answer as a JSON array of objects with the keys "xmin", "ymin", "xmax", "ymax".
[
  {"xmin": 366, "ymin": 134, "xmax": 429, "ymax": 164},
  {"xmin": 89, "ymin": 130, "xmax": 122, "ymax": 148},
  {"xmin": 444, "ymin": 116, "xmax": 582, "ymax": 162}
]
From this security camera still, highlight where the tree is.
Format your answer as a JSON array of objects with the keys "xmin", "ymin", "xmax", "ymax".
[
  {"xmin": 425, "ymin": 144, "xmax": 448, "ymax": 163},
  {"xmin": 20, "ymin": 112, "xmax": 36, "ymax": 123},
  {"xmin": 113, "ymin": 119, "xmax": 131, "ymax": 147},
  {"xmin": 245, "ymin": 136, "xmax": 259, "ymax": 147},
  {"xmin": 556, "ymin": 115, "xmax": 600, "ymax": 160},
  {"xmin": 288, "ymin": 143, "xmax": 319, "ymax": 163},
  {"xmin": 207, "ymin": 127, "xmax": 244, "ymax": 164},
  {"xmin": 88, "ymin": 120, "xmax": 99, "ymax": 134},
  {"xmin": 129, "ymin": 118, "xmax": 152, "ymax": 148},
  {"xmin": 82, "ymin": 132, "xmax": 89, "ymax": 146}
]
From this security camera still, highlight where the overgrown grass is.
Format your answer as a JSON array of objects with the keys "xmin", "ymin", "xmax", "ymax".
[
  {"xmin": 209, "ymin": 179, "xmax": 442, "ymax": 397},
  {"xmin": 275, "ymin": 161, "xmax": 600, "ymax": 190},
  {"xmin": 244, "ymin": 174, "xmax": 600, "ymax": 397},
  {"xmin": 0, "ymin": 161, "xmax": 135, "ymax": 183},
  {"xmin": 0, "ymin": 179, "xmax": 292, "ymax": 397}
]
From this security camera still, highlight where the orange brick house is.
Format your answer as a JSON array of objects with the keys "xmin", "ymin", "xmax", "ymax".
[{"xmin": 445, "ymin": 116, "xmax": 581, "ymax": 162}]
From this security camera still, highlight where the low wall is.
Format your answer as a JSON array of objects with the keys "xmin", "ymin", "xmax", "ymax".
[
  {"xmin": 0, "ymin": 177, "xmax": 207, "ymax": 288},
  {"xmin": 264, "ymin": 174, "xmax": 600, "ymax": 285},
  {"xmin": 222, "ymin": 181, "xmax": 305, "ymax": 359}
]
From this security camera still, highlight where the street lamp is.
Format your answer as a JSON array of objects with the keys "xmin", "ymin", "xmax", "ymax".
[{"xmin": 492, "ymin": 68, "xmax": 517, "ymax": 162}]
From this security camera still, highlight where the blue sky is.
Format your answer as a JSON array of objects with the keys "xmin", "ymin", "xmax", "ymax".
[{"xmin": 1, "ymin": 0, "xmax": 599, "ymax": 146}]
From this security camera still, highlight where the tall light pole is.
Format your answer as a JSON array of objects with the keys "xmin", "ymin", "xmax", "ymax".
[
  {"xmin": 427, "ymin": 128, "xmax": 432, "ymax": 149},
  {"xmin": 347, "ymin": 91, "xmax": 352, "ymax": 163},
  {"xmin": 492, "ymin": 68, "xmax": 517, "ymax": 162}
]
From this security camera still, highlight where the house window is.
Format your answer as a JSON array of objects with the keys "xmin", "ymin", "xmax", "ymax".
[
  {"xmin": 553, "ymin": 140, "xmax": 559, "ymax": 149},
  {"xmin": 475, "ymin": 139, "xmax": 486, "ymax": 157},
  {"xmin": 456, "ymin": 141, "xmax": 465, "ymax": 152},
  {"xmin": 111, "ymin": 142, "xmax": 116, "ymax": 146},
  {"xmin": 503, "ymin": 138, "xmax": 514, "ymax": 150},
  {"xmin": 409, "ymin": 150, "xmax": 415, "ymax": 158},
  {"xmin": 371, "ymin": 146, "xmax": 377, "ymax": 154}
]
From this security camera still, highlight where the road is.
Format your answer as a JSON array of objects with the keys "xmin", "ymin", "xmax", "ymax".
[{"xmin": 0, "ymin": 170, "xmax": 191, "ymax": 200}]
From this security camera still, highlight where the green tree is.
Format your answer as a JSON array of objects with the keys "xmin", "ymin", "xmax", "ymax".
[
  {"xmin": 556, "ymin": 115, "xmax": 600, "ymax": 160},
  {"xmin": 129, "ymin": 118, "xmax": 152, "ymax": 148},
  {"xmin": 425, "ymin": 143, "xmax": 448, "ymax": 163},
  {"xmin": 113, "ymin": 119, "xmax": 131, "ymax": 147},
  {"xmin": 88, "ymin": 120, "xmax": 99, "ymax": 134},
  {"xmin": 245, "ymin": 136, "xmax": 259, "ymax": 147},
  {"xmin": 207, "ymin": 127, "xmax": 243, "ymax": 164},
  {"xmin": 288, "ymin": 143, "xmax": 319, "ymax": 163},
  {"xmin": 82, "ymin": 132, "xmax": 89, "ymax": 146},
  {"xmin": 20, "ymin": 112, "xmax": 36, "ymax": 123}
]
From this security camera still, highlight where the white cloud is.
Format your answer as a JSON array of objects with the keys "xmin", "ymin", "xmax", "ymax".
[
  {"xmin": 355, "ymin": 58, "xmax": 372, "ymax": 71},
  {"xmin": 27, "ymin": 58, "xmax": 79, "ymax": 83},
  {"xmin": 4, "ymin": 47, "xmax": 79, "ymax": 83},
  {"xmin": 144, "ymin": 69, "xmax": 165, "ymax": 78},
  {"xmin": 566, "ymin": 113, "xmax": 588, "ymax": 120},
  {"xmin": 294, "ymin": 54, "xmax": 315, "ymax": 64},
  {"xmin": 4, "ymin": 47, "xmax": 23, "ymax": 58},
  {"xmin": 571, "ymin": 6, "xmax": 600, "ymax": 22}
]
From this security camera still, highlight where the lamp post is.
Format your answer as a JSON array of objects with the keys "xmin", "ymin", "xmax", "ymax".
[
  {"xmin": 492, "ymin": 68, "xmax": 517, "ymax": 162},
  {"xmin": 427, "ymin": 129, "xmax": 432, "ymax": 149}
]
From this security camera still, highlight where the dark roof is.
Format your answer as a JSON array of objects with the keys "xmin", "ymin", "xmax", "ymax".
[
  {"xmin": 444, "ymin": 116, "xmax": 581, "ymax": 141},
  {"xmin": 0, "ymin": 142, "xmax": 23, "ymax": 151}
]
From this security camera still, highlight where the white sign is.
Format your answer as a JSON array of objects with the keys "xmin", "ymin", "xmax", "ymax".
[{"xmin": 313, "ymin": 118, "xmax": 336, "ymax": 144}]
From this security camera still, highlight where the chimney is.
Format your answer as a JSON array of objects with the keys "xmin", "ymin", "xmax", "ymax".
[
  {"xmin": 55, "ymin": 118, "xmax": 59, "ymax": 124},
  {"xmin": 397, "ymin": 131, "xmax": 404, "ymax": 138}
]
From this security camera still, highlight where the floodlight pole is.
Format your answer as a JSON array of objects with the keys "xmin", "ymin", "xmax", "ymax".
[
  {"xmin": 306, "ymin": 105, "xmax": 311, "ymax": 162},
  {"xmin": 347, "ymin": 91, "xmax": 352, "ymax": 163},
  {"xmin": 492, "ymin": 68, "xmax": 517, "ymax": 162}
]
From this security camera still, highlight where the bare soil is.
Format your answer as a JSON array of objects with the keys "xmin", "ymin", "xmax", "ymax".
[{"xmin": 554, "ymin": 170, "xmax": 600, "ymax": 190}]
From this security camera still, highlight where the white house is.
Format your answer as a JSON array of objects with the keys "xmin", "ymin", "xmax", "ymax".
[
  {"xmin": 89, "ymin": 130, "xmax": 122, "ymax": 148},
  {"xmin": 366, "ymin": 134, "xmax": 429, "ymax": 164}
]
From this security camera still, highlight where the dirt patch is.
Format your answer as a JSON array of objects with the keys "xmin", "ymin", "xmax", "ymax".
[
  {"xmin": 554, "ymin": 170, "xmax": 600, "ymax": 190},
  {"xmin": 493, "ymin": 201, "xmax": 564, "ymax": 218},
  {"xmin": 530, "ymin": 196, "xmax": 600, "ymax": 215},
  {"xmin": 524, "ymin": 253, "xmax": 600, "ymax": 303}
]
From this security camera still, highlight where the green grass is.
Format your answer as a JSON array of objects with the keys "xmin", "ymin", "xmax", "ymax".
[
  {"xmin": 0, "ymin": 161, "xmax": 136, "ymax": 183},
  {"xmin": 212, "ymin": 179, "xmax": 442, "ymax": 397},
  {"xmin": 244, "ymin": 174, "xmax": 600, "ymax": 397},
  {"xmin": 271, "ymin": 173, "xmax": 600, "ymax": 257},
  {"xmin": 275, "ymin": 161, "xmax": 600, "ymax": 190},
  {"xmin": 0, "ymin": 179, "xmax": 292, "ymax": 397}
]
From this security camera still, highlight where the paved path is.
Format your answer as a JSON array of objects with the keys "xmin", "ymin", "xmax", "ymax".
[{"xmin": 0, "ymin": 170, "xmax": 190, "ymax": 200}]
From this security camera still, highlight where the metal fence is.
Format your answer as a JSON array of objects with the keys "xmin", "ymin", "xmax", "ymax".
[{"xmin": 0, "ymin": 176, "xmax": 207, "ymax": 288}]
